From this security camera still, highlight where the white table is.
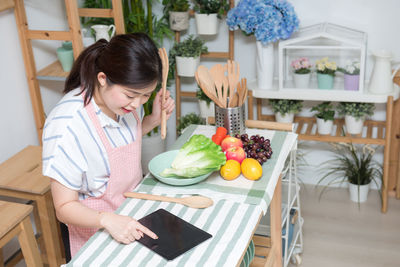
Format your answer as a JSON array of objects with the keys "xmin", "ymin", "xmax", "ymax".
[{"xmin": 68, "ymin": 125, "xmax": 298, "ymax": 267}]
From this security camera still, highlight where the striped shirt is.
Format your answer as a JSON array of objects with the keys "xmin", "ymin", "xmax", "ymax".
[{"xmin": 42, "ymin": 88, "xmax": 143, "ymax": 200}]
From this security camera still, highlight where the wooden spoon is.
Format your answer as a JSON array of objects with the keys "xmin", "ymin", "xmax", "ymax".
[
  {"xmin": 124, "ymin": 192, "xmax": 214, "ymax": 209},
  {"xmin": 158, "ymin": 48, "xmax": 169, "ymax": 140},
  {"xmin": 196, "ymin": 66, "xmax": 224, "ymax": 107}
]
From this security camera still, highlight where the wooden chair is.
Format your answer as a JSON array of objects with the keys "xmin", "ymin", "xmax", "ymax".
[
  {"xmin": 0, "ymin": 201, "xmax": 43, "ymax": 267},
  {"xmin": 0, "ymin": 146, "xmax": 63, "ymax": 266}
]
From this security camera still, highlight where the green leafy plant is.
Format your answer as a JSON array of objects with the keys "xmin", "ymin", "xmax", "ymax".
[
  {"xmin": 177, "ymin": 113, "xmax": 206, "ymax": 136},
  {"xmin": 168, "ymin": 35, "xmax": 208, "ymax": 78},
  {"xmin": 162, "ymin": 0, "xmax": 190, "ymax": 19},
  {"xmin": 337, "ymin": 102, "xmax": 374, "ymax": 119},
  {"xmin": 269, "ymin": 99, "xmax": 303, "ymax": 115},
  {"xmin": 311, "ymin": 102, "xmax": 335, "ymax": 121},
  {"xmin": 196, "ymin": 87, "xmax": 212, "ymax": 106},
  {"xmin": 160, "ymin": 134, "xmax": 226, "ymax": 177},
  {"xmin": 193, "ymin": 0, "xmax": 229, "ymax": 18},
  {"xmin": 317, "ymin": 143, "xmax": 382, "ymax": 203}
]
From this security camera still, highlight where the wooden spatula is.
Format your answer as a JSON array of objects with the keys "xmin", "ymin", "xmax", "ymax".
[
  {"xmin": 196, "ymin": 66, "xmax": 224, "ymax": 107},
  {"xmin": 158, "ymin": 48, "xmax": 169, "ymax": 140},
  {"xmin": 124, "ymin": 192, "xmax": 213, "ymax": 209},
  {"xmin": 209, "ymin": 64, "xmax": 225, "ymax": 106}
]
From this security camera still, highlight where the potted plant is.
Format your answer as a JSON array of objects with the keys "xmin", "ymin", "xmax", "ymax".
[
  {"xmin": 196, "ymin": 87, "xmax": 214, "ymax": 119},
  {"xmin": 227, "ymin": 0, "xmax": 299, "ymax": 90},
  {"xmin": 311, "ymin": 102, "xmax": 335, "ymax": 135},
  {"xmin": 162, "ymin": 0, "xmax": 190, "ymax": 31},
  {"xmin": 177, "ymin": 112, "xmax": 206, "ymax": 136},
  {"xmin": 317, "ymin": 143, "xmax": 382, "ymax": 204},
  {"xmin": 169, "ymin": 35, "xmax": 208, "ymax": 77},
  {"xmin": 315, "ymin": 57, "xmax": 337, "ymax": 90},
  {"xmin": 194, "ymin": 0, "xmax": 229, "ymax": 35},
  {"xmin": 291, "ymin": 57, "xmax": 312, "ymax": 88},
  {"xmin": 269, "ymin": 99, "xmax": 303, "ymax": 123},
  {"xmin": 338, "ymin": 60, "xmax": 361, "ymax": 91},
  {"xmin": 337, "ymin": 102, "xmax": 374, "ymax": 135}
]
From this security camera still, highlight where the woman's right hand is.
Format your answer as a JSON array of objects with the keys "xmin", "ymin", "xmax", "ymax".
[{"xmin": 99, "ymin": 212, "xmax": 158, "ymax": 244}]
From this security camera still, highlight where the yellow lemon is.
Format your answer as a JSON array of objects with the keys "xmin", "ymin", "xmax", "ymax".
[
  {"xmin": 241, "ymin": 158, "xmax": 263, "ymax": 181},
  {"xmin": 220, "ymin": 160, "xmax": 241, "ymax": 180}
]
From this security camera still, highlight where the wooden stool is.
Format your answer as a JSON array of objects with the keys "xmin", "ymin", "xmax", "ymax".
[
  {"xmin": 0, "ymin": 146, "xmax": 63, "ymax": 267},
  {"xmin": 0, "ymin": 201, "xmax": 43, "ymax": 266}
]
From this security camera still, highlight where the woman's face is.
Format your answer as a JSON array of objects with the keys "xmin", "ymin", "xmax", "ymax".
[{"xmin": 95, "ymin": 72, "xmax": 157, "ymax": 119}]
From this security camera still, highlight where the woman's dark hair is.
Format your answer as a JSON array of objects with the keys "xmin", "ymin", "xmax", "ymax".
[{"xmin": 64, "ymin": 33, "xmax": 162, "ymax": 105}]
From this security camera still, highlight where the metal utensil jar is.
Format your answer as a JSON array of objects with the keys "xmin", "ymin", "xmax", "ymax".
[{"xmin": 215, "ymin": 104, "xmax": 245, "ymax": 136}]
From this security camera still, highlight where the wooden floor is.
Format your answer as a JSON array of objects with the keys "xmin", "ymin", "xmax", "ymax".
[{"xmin": 288, "ymin": 184, "xmax": 400, "ymax": 267}]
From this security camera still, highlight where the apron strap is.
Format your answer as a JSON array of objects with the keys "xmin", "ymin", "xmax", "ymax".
[{"xmin": 85, "ymin": 101, "xmax": 113, "ymax": 152}]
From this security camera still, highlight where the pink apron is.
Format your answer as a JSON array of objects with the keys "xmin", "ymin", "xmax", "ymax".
[{"xmin": 68, "ymin": 101, "xmax": 143, "ymax": 257}]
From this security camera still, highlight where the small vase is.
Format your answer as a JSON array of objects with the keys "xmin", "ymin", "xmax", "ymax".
[
  {"xmin": 256, "ymin": 41, "xmax": 274, "ymax": 90},
  {"xmin": 316, "ymin": 118, "xmax": 333, "ymax": 135},
  {"xmin": 275, "ymin": 113, "xmax": 294, "ymax": 123},
  {"xmin": 176, "ymin": 56, "xmax": 200, "ymax": 77},
  {"xmin": 344, "ymin": 74, "xmax": 360, "ymax": 91},
  {"xmin": 345, "ymin": 115, "xmax": 364, "ymax": 135},
  {"xmin": 195, "ymin": 13, "xmax": 219, "ymax": 35},
  {"xmin": 198, "ymin": 100, "xmax": 215, "ymax": 120},
  {"xmin": 169, "ymin": 11, "xmax": 189, "ymax": 31},
  {"xmin": 349, "ymin": 183, "xmax": 370, "ymax": 203},
  {"xmin": 56, "ymin": 47, "xmax": 74, "ymax": 72},
  {"xmin": 293, "ymin": 73, "xmax": 311, "ymax": 88},
  {"xmin": 317, "ymin": 73, "xmax": 334, "ymax": 89}
]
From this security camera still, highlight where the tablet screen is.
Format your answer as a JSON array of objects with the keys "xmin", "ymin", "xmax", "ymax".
[{"xmin": 137, "ymin": 209, "xmax": 212, "ymax": 261}]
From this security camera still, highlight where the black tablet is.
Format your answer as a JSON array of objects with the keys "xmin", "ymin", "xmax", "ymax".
[{"xmin": 137, "ymin": 209, "xmax": 212, "ymax": 261}]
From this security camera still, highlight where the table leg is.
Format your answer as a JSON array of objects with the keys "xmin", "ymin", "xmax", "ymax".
[
  {"xmin": 35, "ymin": 191, "xmax": 63, "ymax": 267},
  {"xmin": 266, "ymin": 176, "xmax": 282, "ymax": 267},
  {"xmin": 18, "ymin": 216, "xmax": 43, "ymax": 267}
]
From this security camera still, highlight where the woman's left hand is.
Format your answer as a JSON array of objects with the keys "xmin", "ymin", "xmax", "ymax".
[{"xmin": 152, "ymin": 89, "xmax": 175, "ymax": 122}]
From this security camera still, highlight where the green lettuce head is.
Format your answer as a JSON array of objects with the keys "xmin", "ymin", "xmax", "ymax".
[{"xmin": 161, "ymin": 134, "xmax": 226, "ymax": 178}]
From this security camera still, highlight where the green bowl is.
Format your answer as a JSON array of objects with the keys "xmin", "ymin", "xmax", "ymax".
[{"xmin": 148, "ymin": 150, "xmax": 214, "ymax": 186}]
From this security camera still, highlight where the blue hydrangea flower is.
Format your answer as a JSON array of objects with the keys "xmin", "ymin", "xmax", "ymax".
[{"xmin": 226, "ymin": 0, "xmax": 300, "ymax": 45}]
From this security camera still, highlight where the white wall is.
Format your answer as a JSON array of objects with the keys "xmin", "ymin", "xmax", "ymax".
[{"xmin": 1, "ymin": 0, "xmax": 400, "ymax": 188}]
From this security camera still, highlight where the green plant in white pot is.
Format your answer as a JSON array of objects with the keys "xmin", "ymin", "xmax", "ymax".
[
  {"xmin": 162, "ymin": 0, "xmax": 190, "ymax": 31},
  {"xmin": 193, "ymin": 0, "xmax": 229, "ymax": 35},
  {"xmin": 196, "ymin": 87, "xmax": 214, "ymax": 120},
  {"xmin": 337, "ymin": 102, "xmax": 374, "ymax": 135},
  {"xmin": 317, "ymin": 143, "xmax": 382, "ymax": 204},
  {"xmin": 269, "ymin": 99, "xmax": 303, "ymax": 123},
  {"xmin": 311, "ymin": 102, "xmax": 335, "ymax": 135},
  {"xmin": 177, "ymin": 113, "xmax": 206, "ymax": 136},
  {"xmin": 169, "ymin": 35, "xmax": 208, "ymax": 77}
]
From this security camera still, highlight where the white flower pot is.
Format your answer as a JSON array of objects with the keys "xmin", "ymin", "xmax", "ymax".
[
  {"xmin": 198, "ymin": 100, "xmax": 215, "ymax": 120},
  {"xmin": 349, "ymin": 182, "xmax": 370, "ymax": 203},
  {"xmin": 293, "ymin": 73, "xmax": 311, "ymax": 88},
  {"xmin": 141, "ymin": 132, "xmax": 166, "ymax": 175},
  {"xmin": 169, "ymin": 11, "xmax": 189, "ymax": 31},
  {"xmin": 195, "ymin": 13, "xmax": 219, "ymax": 35},
  {"xmin": 176, "ymin": 56, "xmax": 200, "ymax": 77},
  {"xmin": 256, "ymin": 41, "xmax": 274, "ymax": 90},
  {"xmin": 345, "ymin": 115, "xmax": 364, "ymax": 135},
  {"xmin": 316, "ymin": 118, "xmax": 333, "ymax": 135},
  {"xmin": 275, "ymin": 113, "xmax": 294, "ymax": 123}
]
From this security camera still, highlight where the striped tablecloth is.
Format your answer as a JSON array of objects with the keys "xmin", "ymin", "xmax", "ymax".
[
  {"xmin": 68, "ymin": 197, "xmax": 262, "ymax": 266},
  {"xmin": 136, "ymin": 125, "xmax": 297, "ymax": 214}
]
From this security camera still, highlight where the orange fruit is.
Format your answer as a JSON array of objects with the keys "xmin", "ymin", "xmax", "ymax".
[
  {"xmin": 241, "ymin": 158, "xmax": 263, "ymax": 180},
  {"xmin": 220, "ymin": 160, "xmax": 241, "ymax": 180}
]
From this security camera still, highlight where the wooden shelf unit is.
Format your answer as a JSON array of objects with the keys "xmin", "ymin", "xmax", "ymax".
[
  {"xmin": 174, "ymin": 0, "xmax": 235, "ymax": 125},
  {"xmin": 6, "ymin": 0, "xmax": 125, "ymax": 143},
  {"xmin": 247, "ymin": 89, "xmax": 398, "ymax": 213}
]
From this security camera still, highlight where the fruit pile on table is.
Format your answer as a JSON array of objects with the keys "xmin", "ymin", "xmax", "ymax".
[{"xmin": 211, "ymin": 127, "xmax": 273, "ymax": 181}]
